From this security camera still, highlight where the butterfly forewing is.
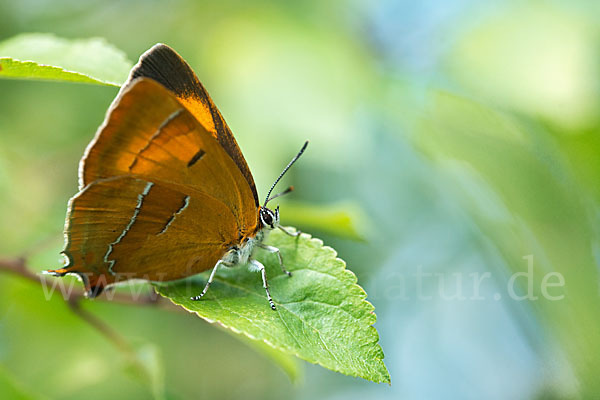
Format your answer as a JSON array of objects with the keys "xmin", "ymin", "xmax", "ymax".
[
  {"xmin": 128, "ymin": 43, "xmax": 259, "ymax": 206},
  {"xmin": 80, "ymin": 78, "xmax": 257, "ymax": 232}
]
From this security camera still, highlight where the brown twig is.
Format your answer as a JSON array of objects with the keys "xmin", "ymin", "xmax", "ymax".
[
  {"xmin": 0, "ymin": 256, "xmax": 188, "ymax": 362},
  {"xmin": 67, "ymin": 293, "xmax": 136, "ymax": 356},
  {"xmin": 0, "ymin": 257, "xmax": 179, "ymax": 309},
  {"xmin": 0, "ymin": 257, "xmax": 39, "ymax": 283}
]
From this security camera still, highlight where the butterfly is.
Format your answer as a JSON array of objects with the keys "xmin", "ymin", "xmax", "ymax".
[{"xmin": 45, "ymin": 44, "xmax": 307, "ymax": 310}]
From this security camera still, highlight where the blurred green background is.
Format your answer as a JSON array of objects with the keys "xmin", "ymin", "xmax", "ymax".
[{"xmin": 1, "ymin": 0, "xmax": 600, "ymax": 399}]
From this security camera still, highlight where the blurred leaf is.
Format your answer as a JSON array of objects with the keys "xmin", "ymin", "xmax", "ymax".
[
  {"xmin": 448, "ymin": 5, "xmax": 599, "ymax": 131},
  {"xmin": 281, "ymin": 201, "xmax": 368, "ymax": 241},
  {"xmin": 155, "ymin": 229, "xmax": 389, "ymax": 383},
  {"xmin": 0, "ymin": 33, "xmax": 132, "ymax": 86},
  {"xmin": 233, "ymin": 330, "xmax": 303, "ymax": 383},
  {"xmin": 123, "ymin": 342, "xmax": 165, "ymax": 400},
  {"xmin": 0, "ymin": 365, "xmax": 41, "ymax": 400},
  {"xmin": 417, "ymin": 92, "xmax": 600, "ymax": 397}
]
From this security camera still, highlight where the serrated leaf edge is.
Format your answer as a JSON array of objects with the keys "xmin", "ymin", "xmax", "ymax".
[
  {"xmin": 156, "ymin": 231, "xmax": 390, "ymax": 383},
  {"xmin": 0, "ymin": 57, "xmax": 120, "ymax": 86}
]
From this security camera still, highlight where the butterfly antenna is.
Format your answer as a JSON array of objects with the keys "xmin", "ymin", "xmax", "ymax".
[
  {"xmin": 264, "ymin": 141, "xmax": 308, "ymax": 207},
  {"xmin": 267, "ymin": 186, "xmax": 294, "ymax": 203}
]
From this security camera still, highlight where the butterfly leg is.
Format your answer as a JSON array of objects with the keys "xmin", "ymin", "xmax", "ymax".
[
  {"xmin": 259, "ymin": 244, "xmax": 292, "ymax": 277},
  {"xmin": 278, "ymin": 226, "xmax": 301, "ymax": 237},
  {"xmin": 191, "ymin": 260, "xmax": 231, "ymax": 301},
  {"xmin": 250, "ymin": 259, "xmax": 276, "ymax": 310}
]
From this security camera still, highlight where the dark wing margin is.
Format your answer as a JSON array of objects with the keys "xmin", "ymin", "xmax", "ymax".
[
  {"xmin": 126, "ymin": 43, "xmax": 259, "ymax": 206},
  {"xmin": 130, "ymin": 44, "xmax": 200, "ymax": 98}
]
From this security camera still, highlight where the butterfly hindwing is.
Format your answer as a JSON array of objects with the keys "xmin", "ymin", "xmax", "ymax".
[{"xmin": 51, "ymin": 176, "xmax": 236, "ymax": 296}]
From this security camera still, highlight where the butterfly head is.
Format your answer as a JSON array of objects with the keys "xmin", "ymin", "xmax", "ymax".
[
  {"xmin": 259, "ymin": 141, "xmax": 308, "ymax": 231},
  {"xmin": 259, "ymin": 206, "xmax": 280, "ymax": 230}
]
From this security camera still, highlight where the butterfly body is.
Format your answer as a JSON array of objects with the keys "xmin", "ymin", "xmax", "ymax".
[
  {"xmin": 45, "ymin": 44, "xmax": 306, "ymax": 309},
  {"xmin": 223, "ymin": 228, "xmax": 265, "ymax": 267},
  {"xmin": 221, "ymin": 205, "xmax": 281, "ymax": 267}
]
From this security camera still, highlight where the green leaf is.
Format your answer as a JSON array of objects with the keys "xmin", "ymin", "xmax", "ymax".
[
  {"xmin": 0, "ymin": 33, "xmax": 132, "ymax": 86},
  {"xmin": 230, "ymin": 329, "xmax": 303, "ymax": 383},
  {"xmin": 155, "ymin": 229, "xmax": 389, "ymax": 383},
  {"xmin": 416, "ymin": 91, "xmax": 600, "ymax": 396},
  {"xmin": 0, "ymin": 365, "xmax": 40, "ymax": 400},
  {"xmin": 123, "ymin": 342, "xmax": 165, "ymax": 400},
  {"xmin": 281, "ymin": 200, "xmax": 369, "ymax": 241}
]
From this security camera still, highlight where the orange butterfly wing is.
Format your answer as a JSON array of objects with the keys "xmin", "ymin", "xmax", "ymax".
[
  {"xmin": 125, "ymin": 43, "xmax": 258, "ymax": 206},
  {"xmin": 57, "ymin": 176, "xmax": 237, "ymax": 295},
  {"xmin": 48, "ymin": 67, "xmax": 259, "ymax": 296},
  {"xmin": 79, "ymin": 78, "xmax": 256, "ymax": 231}
]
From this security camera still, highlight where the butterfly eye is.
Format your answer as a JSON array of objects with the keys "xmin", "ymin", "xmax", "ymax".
[{"xmin": 260, "ymin": 208, "xmax": 275, "ymax": 228}]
